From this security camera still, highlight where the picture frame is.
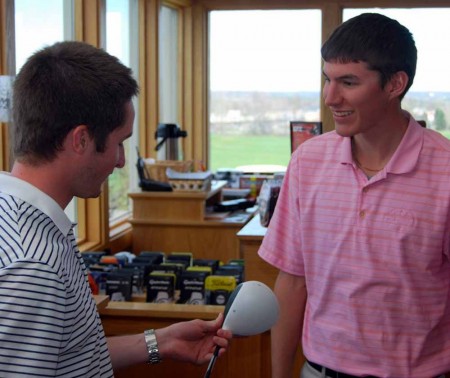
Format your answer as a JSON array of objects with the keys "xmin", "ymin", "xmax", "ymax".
[{"xmin": 290, "ymin": 121, "xmax": 322, "ymax": 153}]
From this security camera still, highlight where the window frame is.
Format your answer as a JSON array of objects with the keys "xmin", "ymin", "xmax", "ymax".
[{"xmin": 0, "ymin": 0, "xmax": 14, "ymax": 172}]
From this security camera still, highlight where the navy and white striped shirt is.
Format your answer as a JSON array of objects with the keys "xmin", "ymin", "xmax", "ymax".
[{"xmin": 0, "ymin": 173, "xmax": 113, "ymax": 377}]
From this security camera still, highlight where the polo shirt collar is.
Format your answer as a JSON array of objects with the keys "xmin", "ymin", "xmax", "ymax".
[
  {"xmin": 386, "ymin": 116, "xmax": 423, "ymax": 174},
  {"xmin": 340, "ymin": 114, "xmax": 423, "ymax": 175},
  {"xmin": 0, "ymin": 172, "xmax": 74, "ymax": 236}
]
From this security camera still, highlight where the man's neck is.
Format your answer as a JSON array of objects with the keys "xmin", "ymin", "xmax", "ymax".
[
  {"xmin": 11, "ymin": 161, "xmax": 73, "ymax": 209},
  {"xmin": 351, "ymin": 111, "xmax": 410, "ymax": 175}
]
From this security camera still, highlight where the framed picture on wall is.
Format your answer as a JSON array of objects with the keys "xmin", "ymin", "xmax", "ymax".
[{"xmin": 290, "ymin": 121, "xmax": 322, "ymax": 153}]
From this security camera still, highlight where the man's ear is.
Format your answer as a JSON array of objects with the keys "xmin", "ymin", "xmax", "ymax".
[
  {"xmin": 387, "ymin": 71, "xmax": 409, "ymax": 99},
  {"xmin": 71, "ymin": 125, "xmax": 91, "ymax": 153}
]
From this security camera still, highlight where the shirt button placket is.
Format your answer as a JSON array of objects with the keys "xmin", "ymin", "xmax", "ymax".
[{"xmin": 359, "ymin": 185, "xmax": 368, "ymax": 222}]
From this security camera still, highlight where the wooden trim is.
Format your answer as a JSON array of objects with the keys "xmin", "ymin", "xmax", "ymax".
[
  {"xmin": 101, "ymin": 301, "xmax": 222, "ymax": 319},
  {"xmin": 76, "ymin": 198, "xmax": 87, "ymax": 243},
  {"xmin": 321, "ymin": 3, "xmax": 342, "ymax": 133},
  {"xmin": 0, "ymin": 0, "xmax": 4, "ymax": 77},
  {"xmin": 74, "ymin": 0, "xmax": 102, "ymax": 47},
  {"xmin": 140, "ymin": 0, "xmax": 160, "ymax": 158},
  {"xmin": 190, "ymin": 2, "xmax": 208, "ymax": 164},
  {"xmin": 108, "ymin": 224, "xmax": 133, "ymax": 253},
  {"xmin": 163, "ymin": 0, "xmax": 191, "ymax": 8},
  {"xmin": 77, "ymin": 195, "xmax": 108, "ymax": 252},
  {"xmin": 1, "ymin": 0, "xmax": 16, "ymax": 76},
  {"xmin": 0, "ymin": 0, "xmax": 14, "ymax": 172}
]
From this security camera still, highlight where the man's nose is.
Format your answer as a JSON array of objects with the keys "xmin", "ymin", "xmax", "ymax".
[{"xmin": 323, "ymin": 82, "xmax": 341, "ymax": 107}]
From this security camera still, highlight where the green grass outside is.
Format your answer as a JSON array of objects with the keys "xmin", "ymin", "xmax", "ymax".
[
  {"xmin": 210, "ymin": 134, "xmax": 291, "ymax": 171},
  {"xmin": 210, "ymin": 129, "xmax": 450, "ymax": 172}
]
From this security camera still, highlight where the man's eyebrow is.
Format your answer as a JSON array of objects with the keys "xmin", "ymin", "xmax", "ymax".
[
  {"xmin": 322, "ymin": 71, "xmax": 359, "ymax": 81},
  {"xmin": 339, "ymin": 74, "xmax": 359, "ymax": 79}
]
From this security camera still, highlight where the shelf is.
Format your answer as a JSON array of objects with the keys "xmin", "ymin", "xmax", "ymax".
[{"xmin": 100, "ymin": 301, "xmax": 223, "ymax": 319}]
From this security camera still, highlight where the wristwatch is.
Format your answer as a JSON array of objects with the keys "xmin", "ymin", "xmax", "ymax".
[{"xmin": 144, "ymin": 329, "xmax": 161, "ymax": 364}]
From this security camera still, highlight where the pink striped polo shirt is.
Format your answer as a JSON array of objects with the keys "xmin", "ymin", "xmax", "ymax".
[{"xmin": 259, "ymin": 116, "xmax": 450, "ymax": 377}]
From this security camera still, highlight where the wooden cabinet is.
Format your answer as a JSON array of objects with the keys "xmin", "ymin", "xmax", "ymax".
[
  {"xmin": 100, "ymin": 301, "xmax": 273, "ymax": 378},
  {"xmin": 129, "ymin": 181, "xmax": 252, "ymax": 262}
]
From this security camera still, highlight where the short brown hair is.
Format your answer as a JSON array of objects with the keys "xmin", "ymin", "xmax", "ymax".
[
  {"xmin": 12, "ymin": 41, "xmax": 139, "ymax": 163},
  {"xmin": 321, "ymin": 13, "xmax": 417, "ymax": 100}
]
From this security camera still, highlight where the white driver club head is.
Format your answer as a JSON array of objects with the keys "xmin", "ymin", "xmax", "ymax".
[{"xmin": 222, "ymin": 281, "xmax": 279, "ymax": 336}]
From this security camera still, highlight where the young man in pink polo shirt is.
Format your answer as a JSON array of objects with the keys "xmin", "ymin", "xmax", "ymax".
[{"xmin": 259, "ymin": 13, "xmax": 450, "ymax": 378}]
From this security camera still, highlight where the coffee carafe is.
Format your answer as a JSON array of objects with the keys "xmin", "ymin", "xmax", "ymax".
[{"xmin": 155, "ymin": 123, "xmax": 187, "ymax": 160}]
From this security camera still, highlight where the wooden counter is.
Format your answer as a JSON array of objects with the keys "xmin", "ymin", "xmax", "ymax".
[
  {"xmin": 100, "ymin": 301, "xmax": 272, "ymax": 378},
  {"xmin": 94, "ymin": 295, "xmax": 110, "ymax": 311},
  {"xmin": 130, "ymin": 180, "xmax": 225, "ymax": 223},
  {"xmin": 129, "ymin": 181, "xmax": 253, "ymax": 262}
]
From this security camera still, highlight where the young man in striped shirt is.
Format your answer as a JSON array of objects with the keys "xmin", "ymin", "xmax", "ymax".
[
  {"xmin": 259, "ymin": 13, "xmax": 450, "ymax": 378},
  {"xmin": 0, "ymin": 41, "xmax": 230, "ymax": 377}
]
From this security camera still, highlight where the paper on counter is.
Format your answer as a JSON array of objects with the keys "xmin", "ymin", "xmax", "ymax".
[{"xmin": 166, "ymin": 168, "xmax": 212, "ymax": 180}]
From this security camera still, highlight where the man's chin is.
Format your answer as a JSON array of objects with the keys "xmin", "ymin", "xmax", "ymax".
[
  {"xmin": 77, "ymin": 189, "xmax": 103, "ymax": 199},
  {"xmin": 334, "ymin": 124, "xmax": 356, "ymax": 138}
]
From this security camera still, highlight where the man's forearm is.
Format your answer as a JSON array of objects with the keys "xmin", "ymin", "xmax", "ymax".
[{"xmin": 107, "ymin": 333, "xmax": 148, "ymax": 371}]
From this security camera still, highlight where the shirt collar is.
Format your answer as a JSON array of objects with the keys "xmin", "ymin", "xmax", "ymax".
[
  {"xmin": 386, "ymin": 116, "xmax": 423, "ymax": 174},
  {"xmin": 340, "ymin": 114, "xmax": 423, "ymax": 175},
  {"xmin": 0, "ymin": 172, "xmax": 74, "ymax": 236}
]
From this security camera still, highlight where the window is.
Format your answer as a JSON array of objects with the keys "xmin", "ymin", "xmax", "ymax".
[
  {"xmin": 159, "ymin": 5, "xmax": 179, "ymax": 124},
  {"xmin": 14, "ymin": 0, "xmax": 72, "ymax": 72},
  {"xmin": 105, "ymin": 0, "xmax": 140, "ymax": 225},
  {"xmin": 14, "ymin": 0, "xmax": 78, "ymax": 230},
  {"xmin": 157, "ymin": 4, "xmax": 181, "ymax": 160},
  {"xmin": 343, "ymin": 8, "xmax": 450, "ymax": 138},
  {"xmin": 208, "ymin": 10, "xmax": 322, "ymax": 171}
]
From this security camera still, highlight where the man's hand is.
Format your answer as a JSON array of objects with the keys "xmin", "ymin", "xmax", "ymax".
[{"xmin": 156, "ymin": 313, "xmax": 232, "ymax": 364}]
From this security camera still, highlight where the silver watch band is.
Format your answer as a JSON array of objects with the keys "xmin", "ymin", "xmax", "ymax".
[{"xmin": 144, "ymin": 329, "xmax": 161, "ymax": 364}]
